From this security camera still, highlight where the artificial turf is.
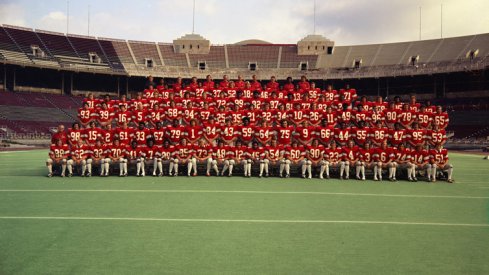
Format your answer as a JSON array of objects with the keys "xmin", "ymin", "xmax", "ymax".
[{"xmin": 0, "ymin": 150, "xmax": 488, "ymax": 274}]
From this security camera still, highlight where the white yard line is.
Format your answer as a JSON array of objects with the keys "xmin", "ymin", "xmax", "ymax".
[
  {"xmin": 0, "ymin": 189, "xmax": 487, "ymax": 199},
  {"xmin": 0, "ymin": 216, "xmax": 487, "ymax": 227}
]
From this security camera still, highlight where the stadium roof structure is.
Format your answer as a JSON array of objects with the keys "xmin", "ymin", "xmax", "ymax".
[{"xmin": 0, "ymin": 24, "xmax": 488, "ymax": 79}]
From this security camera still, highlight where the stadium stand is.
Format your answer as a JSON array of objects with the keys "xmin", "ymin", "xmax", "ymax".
[
  {"xmin": 227, "ymin": 45, "xmax": 280, "ymax": 68},
  {"xmin": 158, "ymin": 43, "xmax": 189, "ymax": 67}
]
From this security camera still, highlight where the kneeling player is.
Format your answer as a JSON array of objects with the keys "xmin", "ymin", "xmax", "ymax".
[{"xmin": 46, "ymin": 139, "xmax": 69, "ymax": 177}]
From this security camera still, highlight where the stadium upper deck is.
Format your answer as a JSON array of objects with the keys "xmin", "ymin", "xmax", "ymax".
[{"xmin": 0, "ymin": 24, "xmax": 488, "ymax": 79}]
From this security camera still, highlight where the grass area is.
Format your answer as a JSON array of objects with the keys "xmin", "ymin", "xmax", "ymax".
[{"xmin": 0, "ymin": 150, "xmax": 488, "ymax": 274}]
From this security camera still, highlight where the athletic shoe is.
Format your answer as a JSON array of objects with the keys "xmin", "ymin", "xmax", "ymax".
[
  {"xmin": 47, "ymin": 173, "xmax": 53, "ymax": 178},
  {"xmin": 447, "ymin": 179, "xmax": 454, "ymax": 183},
  {"xmin": 86, "ymin": 173, "xmax": 91, "ymax": 177},
  {"xmin": 285, "ymin": 174, "xmax": 290, "ymax": 178},
  {"xmin": 68, "ymin": 173, "xmax": 73, "ymax": 178},
  {"xmin": 319, "ymin": 175, "xmax": 324, "ymax": 179}
]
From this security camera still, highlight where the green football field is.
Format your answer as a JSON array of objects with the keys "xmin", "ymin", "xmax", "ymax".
[{"xmin": 0, "ymin": 150, "xmax": 488, "ymax": 274}]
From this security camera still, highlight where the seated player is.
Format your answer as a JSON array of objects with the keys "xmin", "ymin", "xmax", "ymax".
[
  {"xmin": 195, "ymin": 139, "xmax": 216, "ymax": 176},
  {"xmin": 105, "ymin": 139, "xmax": 126, "ymax": 177},
  {"xmin": 139, "ymin": 138, "xmax": 159, "ymax": 177},
  {"xmin": 410, "ymin": 144, "xmax": 431, "ymax": 182},
  {"xmin": 302, "ymin": 139, "xmax": 324, "ymax": 179},
  {"xmin": 281, "ymin": 141, "xmax": 305, "ymax": 178},
  {"xmin": 429, "ymin": 144, "xmax": 454, "ymax": 183},
  {"xmin": 175, "ymin": 138, "xmax": 197, "ymax": 177},
  {"xmin": 265, "ymin": 139, "xmax": 283, "ymax": 177},
  {"xmin": 221, "ymin": 143, "xmax": 236, "ymax": 177},
  {"xmin": 125, "ymin": 140, "xmax": 142, "ymax": 177},
  {"xmin": 322, "ymin": 142, "xmax": 341, "ymax": 179},
  {"xmin": 394, "ymin": 144, "xmax": 415, "ymax": 182},
  {"xmin": 249, "ymin": 142, "xmax": 265, "ymax": 178},
  {"xmin": 372, "ymin": 141, "xmax": 397, "ymax": 181},
  {"xmin": 90, "ymin": 139, "xmax": 108, "ymax": 176},
  {"xmin": 67, "ymin": 139, "xmax": 91, "ymax": 177},
  {"xmin": 340, "ymin": 140, "xmax": 359, "ymax": 180},
  {"xmin": 46, "ymin": 139, "xmax": 69, "ymax": 177},
  {"xmin": 355, "ymin": 143, "xmax": 374, "ymax": 181}
]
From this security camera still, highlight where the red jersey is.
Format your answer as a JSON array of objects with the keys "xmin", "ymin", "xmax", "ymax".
[
  {"xmin": 101, "ymin": 128, "xmax": 115, "ymax": 145},
  {"xmin": 265, "ymin": 145, "xmax": 284, "ymax": 161},
  {"xmin": 166, "ymin": 107, "xmax": 183, "ymax": 121},
  {"xmin": 353, "ymin": 110, "xmax": 369, "ymax": 123},
  {"xmin": 408, "ymin": 129, "xmax": 426, "ymax": 147},
  {"xmin": 71, "ymin": 144, "xmax": 90, "ymax": 160},
  {"xmin": 133, "ymin": 128, "xmax": 152, "ymax": 145},
  {"xmin": 185, "ymin": 126, "xmax": 203, "ymax": 143},
  {"xmin": 429, "ymin": 148, "xmax": 449, "ymax": 165},
  {"xmin": 195, "ymin": 144, "xmax": 213, "ymax": 159},
  {"xmin": 341, "ymin": 146, "xmax": 359, "ymax": 161},
  {"xmin": 254, "ymin": 126, "xmax": 273, "ymax": 144},
  {"xmin": 83, "ymin": 127, "xmax": 103, "ymax": 144},
  {"xmin": 411, "ymin": 149, "xmax": 429, "ymax": 165},
  {"xmin": 388, "ymin": 129, "xmax": 407, "ymax": 146},
  {"xmin": 221, "ymin": 125, "xmax": 239, "ymax": 143},
  {"xmin": 308, "ymin": 110, "xmax": 324, "ymax": 125},
  {"xmin": 91, "ymin": 144, "xmax": 108, "ymax": 160},
  {"xmin": 148, "ymin": 110, "xmax": 165, "ymax": 125},
  {"xmin": 142, "ymin": 145, "xmax": 159, "ymax": 160},
  {"xmin": 356, "ymin": 148, "xmax": 374, "ymax": 162},
  {"xmin": 370, "ymin": 127, "xmax": 389, "ymax": 144},
  {"xmin": 199, "ymin": 108, "xmax": 215, "ymax": 122},
  {"xmin": 395, "ymin": 148, "xmax": 412, "ymax": 163},
  {"xmin": 338, "ymin": 109, "xmax": 353, "ymax": 124},
  {"xmin": 78, "ymin": 108, "xmax": 95, "ymax": 124},
  {"xmin": 51, "ymin": 131, "xmax": 68, "ymax": 145},
  {"xmin": 294, "ymin": 126, "xmax": 316, "ymax": 143},
  {"xmin": 274, "ymin": 126, "xmax": 294, "ymax": 145},
  {"xmin": 322, "ymin": 89, "xmax": 338, "ymax": 102},
  {"xmin": 288, "ymin": 109, "xmax": 308, "ymax": 125},
  {"xmin": 151, "ymin": 128, "xmax": 166, "ymax": 145},
  {"xmin": 125, "ymin": 145, "xmax": 144, "ymax": 160},
  {"xmin": 165, "ymin": 125, "xmax": 186, "ymax": 144},
  {"xmin": 398, "ymin": 111, "xmax": 416, "ymax": 127},
  {"xmin": 115, "ymin": 127, "xmax": 134, "ymax": 145},
  {"xmin": 49, "ymin": 144, "xmax": 70, "ymax": 159},
  {"xmin": 334, "ymin": 128, "xmax": 351, "ymax": 145},
  {"xmin": 132, "ymin": 110, "xmax": 148, "ymax": 124},
  {"xmin": 96, "ymin": 108, "xmax": 114, "ymax": 124},
  {"xmin": 428, "ymin": 129, "xmax": 447, "ymax": 145},
  {"xmin": 115, "ymin": 110, "xmax": 132, "ymax": 126},
  {"xmin": 372, "ymin": 147, "xmax": 396, "ymax": 162},
  {"xmin": 67, "ymin": 128, "xmax": 83, "ymax": 144},
  {"xmin": 285, "ymin": 145, "xmax": 306, "ymax": 161},
  {"xmin": 306, "ymin": 145, "xmax": 324, "ymax": 162},
  {"xmin": 174, "ymin": 145, "xmax": 195, "ymax": 159},
  {"xmin": 416, "ymin": 112, "xmax": 432, "ymax": 129},
  {"xmin": 326, "ymin": 147, "xmax": 342, "ymax": 162},
  {"xmin": 202, "ymin": 123, "xmax": 221, "ymax": 141},
  {"xmin": 323, "ymin": 111, "xmax": 338, "ymax": 127},
  {"xmin": 316, "ymin": 125, "xmax": 335, "ymax": 145},
  {"xmin": 159, "ymin": 145, "xmax": 175, "ymax": 160},
  {"xmin": 351, "ymin": 127, "xmax": 369, "ymax": 146},
  {"xmin": 340, "ymin": 88, "xmax": 357, "ymax": 103},
  {"xmin": 383, "ymin": 109, "xmax": 399, "ymax": 124},
  {"xmin": 239, "ymin": 125, "xmax": 255, "ymax": 143},
  {"xmin": 432, "ymin": 112, "xmax": 449, "ymax": 129}
]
